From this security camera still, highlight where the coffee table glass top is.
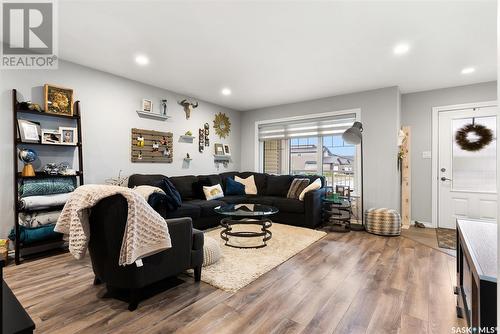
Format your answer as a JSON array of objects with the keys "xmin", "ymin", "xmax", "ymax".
[{"xmin": 214, "ymin": 203, "xmax": 278, "ymax": 217}]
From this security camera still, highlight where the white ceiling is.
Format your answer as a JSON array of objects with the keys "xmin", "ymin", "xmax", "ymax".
[{"xmin": 58, "ymin": 1, "xmax": 497, "ymax": 111}]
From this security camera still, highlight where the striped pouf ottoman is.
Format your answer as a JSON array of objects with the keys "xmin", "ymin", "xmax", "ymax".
[
  {"xmin": 203, "ymin": 236, "xmax": 221, "ymax": 267},
  {"xmin": 365, "ymin": 208, "xmax": 401, "ymax": 236}
]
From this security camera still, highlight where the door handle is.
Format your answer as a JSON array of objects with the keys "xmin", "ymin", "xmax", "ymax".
[{"xmin": 440, "ymin": 177, "xmax": 452, "ymax": 181}]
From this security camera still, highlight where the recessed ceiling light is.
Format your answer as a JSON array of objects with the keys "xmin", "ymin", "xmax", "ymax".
[
  {"xmin": 221, "ymin": 88, "xmax": 232, "ymax": 96},
  {"xmin": 135, "ymin": 55, "xmax": 149, "ymax": 66},
  {"xmin": 461, "ymin": 67, "xmax": 475, "ymax": 74},
  {"xmin": 393, "ymin": 43, "xmax": 410, "ymax": 55}
]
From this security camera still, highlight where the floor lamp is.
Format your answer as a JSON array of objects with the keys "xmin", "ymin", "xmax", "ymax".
[{"xmin": 342, "ymin": 122, "xmax": 364, "ymax": 230}]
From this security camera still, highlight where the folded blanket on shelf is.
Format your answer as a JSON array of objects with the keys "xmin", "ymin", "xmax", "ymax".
[
  {"xmin": 18, "ymin": 211, "xmax": 61, "ymax": 228},
  {"xmin": 19, "ymin": 193, "xmax": 71, "ymax": 210},
  {"xmin": 20, "ymin": 178, "xmax": 75, "ymax": 198},
  {"xmin": 9, "ymin": 224, "xmax": 63, "ymax": 245},
  {"xmin": 55, "ymin": 184, "xmax": 171, "ymax": 266}
]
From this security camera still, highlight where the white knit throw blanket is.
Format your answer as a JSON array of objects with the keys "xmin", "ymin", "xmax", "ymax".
[{"xmin": 54, "ymin": 184, "xmax": 171, "ymax": 266}]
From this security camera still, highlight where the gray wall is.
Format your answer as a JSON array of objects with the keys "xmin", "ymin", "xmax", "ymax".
[
  {"xmin": 401, "ymin": 81, "xmax": 497, "ymax": 224},
  {"xmin": 240, "ymin": 87, "xmax": 402, "ymax": 212},
  {"xmin": 0, "ymin": 61, "xmax": 241, "ymax": 237}
]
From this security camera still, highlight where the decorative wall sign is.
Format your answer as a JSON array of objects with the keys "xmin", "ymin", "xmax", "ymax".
[
  {"xmin": 131, "ymin": 128, "xmax": 173, "ymax": 163},
  {"xmin": 204, "ymin": 123, "xmax": 210, "ymax": 146},
  {"xmin": 455, "ymin": 122, "xmax": 493, "ymax": 152},
  {"xmin": 213, "ymin": 112, "xmax": 231, "ymax": 139},
  {"xmin": 199, "ymin": 128, "xmax": 205, "ymax": 152}
]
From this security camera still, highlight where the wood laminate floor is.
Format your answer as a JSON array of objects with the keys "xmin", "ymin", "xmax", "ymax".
[{"xmin": 4, "ymin": 232, "xmax": 465, "ymax": 334}]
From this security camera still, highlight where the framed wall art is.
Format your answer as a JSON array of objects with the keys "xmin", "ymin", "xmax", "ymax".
[{"xmin": 44, "ymin": 84, "xmax": 74, "ymax": 117}]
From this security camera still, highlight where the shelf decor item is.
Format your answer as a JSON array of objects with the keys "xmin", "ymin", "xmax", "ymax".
[
  {"xmin": 213, "ymin": 112, "xmax": 231, "ymax": 139},
  {"xmin": 18, "ymin": 148, "xmax": 37, "ymax": 177},
  {"xmin": 44, "ymin": 84, "xmax": 74, "ymax": 117},
  {"xmin": 59, "ymin": 127, "xmax": 78, "ymax": 145},
  {"xmin": 161, "ymin": 99, "xmax": 168, "ymax": 116},
  {"xmin": 17, "ymin": 119, "xmax": 41, "ymax": 143},
  {"xmin": 41, "ymin": 129, "xmax": 62, "ymax": 144},
  {"xmin": 142, "ymin": 99, "xmax": 153, "ymax": 112},
  {"xmin": 223, "ymin": 144, "xmax": 231, "ymax": 156},
  {"xmin": 455, "ymin": 121, "xmax": 493, "ymax": 151},
  {"xmin": 214, "ymin": 143, "xmax": 225, "ymax": 156}
]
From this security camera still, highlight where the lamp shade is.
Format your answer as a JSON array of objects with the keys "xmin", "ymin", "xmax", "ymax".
[{"xmin": 342, "ymin": 121, "xmax": 363, "ymax": 145}]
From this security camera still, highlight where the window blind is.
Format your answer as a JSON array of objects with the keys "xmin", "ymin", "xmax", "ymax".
[{"xmin": 258, "ymin": 114, "xmax": 357, "ymax": 141}]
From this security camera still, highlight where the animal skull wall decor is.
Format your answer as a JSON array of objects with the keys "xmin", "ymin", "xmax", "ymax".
[{"xmin": 178, "ymin": 99, "xmax": 199, "ymax": 119}]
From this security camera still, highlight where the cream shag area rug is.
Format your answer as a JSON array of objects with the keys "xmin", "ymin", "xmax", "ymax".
[{"xmin": 197, "ymin": 223, "xmax": 326, "ymax": 292}]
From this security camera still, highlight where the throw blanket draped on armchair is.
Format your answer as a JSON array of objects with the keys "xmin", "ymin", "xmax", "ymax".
[{"xmin": 55, "ymin": 184, "xmax": 171, "ymax": 266}]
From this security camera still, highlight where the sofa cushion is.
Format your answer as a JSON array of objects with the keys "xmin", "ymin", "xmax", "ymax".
[
  {"xmin": 294, "ymin": 174, "xmax": 326, "ymax": 188},
  {"xmin": 272, "ymin": 197, "xmax": 305, "ymax": 213},
  {"xmin": 237, "ymin": 172, "xmax": 267, "ymax": 194},
  {"xmin": 244, "ymin": 195, "xmax": 275, "ymax": 206},
  {"xmin": 265, "ymin": 175, "xmax": 293, "ymax": 197},
  {"xmin": 128, "ymin": 174, "xmax": 166, "ymax": 188},
  {"xmin": 169, "ymin": 175, "xmax": 198, "ymax": 200},
  {"xmin": 219, "ymin": 172, "xmax": 239, "ymax": 189},
  {"xmin": 203, "ymin": 184, "xmax": 224, "ymax": 201},
  {"xmin": 186, "ymin": 199, "xmax": 226, "ymax": 217},
  {"xmin": 192, "ymin": 178, "xmax": 212, "ymax": 199},
  {"xmin": 219, "ymin": 195, "xmax": 248, "ymax": 204},
  {"xmin": 163, "ymin": 203, "xmax": 201, "ymax": 220}
]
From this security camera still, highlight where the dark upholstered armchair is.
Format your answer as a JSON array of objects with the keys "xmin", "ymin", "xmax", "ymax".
[{"xmin": 87, "ymin": 194, "xmax": 204, "ymax": 311}]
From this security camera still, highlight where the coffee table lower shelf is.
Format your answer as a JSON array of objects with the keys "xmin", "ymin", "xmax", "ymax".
[{"xmin": 220, "ymin": 218, "xmax": 273, "ymax": 249}]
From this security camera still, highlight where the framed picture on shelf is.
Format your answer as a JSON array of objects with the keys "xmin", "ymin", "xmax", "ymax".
[
  {"xmin": 223, "ymin": 144, "xmax": 231, "ymax": 156},
  {"xmin": 59, "ymin": 127, "xmax": 78, "ymax": 145},
  {"xmin": 142, "ymin": 99, "xmax": 153, "ymax": 112},
  {"xmin": 214, "ymin": 143, "xmax": 225, "ymax": 156},
  {"xmin": 41, "ymin": 129, "xmax": 62, "ymax": 144},
  {"xmin": 17, "ymin": 119, "xmax": 41, "ymax": 143},
  {"xmin": 44, "ymin": 84, "xmax": 74, "ymax": 117}
]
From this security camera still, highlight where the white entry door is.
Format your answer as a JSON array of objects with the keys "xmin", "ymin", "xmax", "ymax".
[{"xmin": 438, "ymin": 106, "xmax": 497, "ymax": 229}]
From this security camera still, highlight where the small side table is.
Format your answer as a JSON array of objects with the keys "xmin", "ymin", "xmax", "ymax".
[{"xmin": 322, "ymin": 198, "xmax": 351, "ymax": 233}]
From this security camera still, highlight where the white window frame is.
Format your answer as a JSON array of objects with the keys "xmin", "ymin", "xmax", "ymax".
[{"xmin": 255, "ymin": 108, "xmax": 361, "ymax": 192}]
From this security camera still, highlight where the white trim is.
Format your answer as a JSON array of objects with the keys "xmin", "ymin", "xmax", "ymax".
[{"xmin": 431, "ymin": 100, "xmax": 497, "ymax": 229}]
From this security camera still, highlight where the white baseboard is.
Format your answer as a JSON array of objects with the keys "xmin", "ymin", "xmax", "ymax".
[{"xmin": 410, "ymin": 220, "xmax": 435, "ymax": 228}]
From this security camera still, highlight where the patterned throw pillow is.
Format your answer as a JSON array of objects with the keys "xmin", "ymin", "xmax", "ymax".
[
  {"xmin": 203, "ymin": 184, "xmax": 224, "ymax": 201},
  {"xmin": 287, "ymin": 178, "xmax": 310, "ymax": 199}
]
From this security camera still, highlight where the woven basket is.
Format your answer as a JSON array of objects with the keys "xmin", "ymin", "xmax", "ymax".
[{"xmin": 365, "ymin": 208, "xmax": 401, "ymax": 236}]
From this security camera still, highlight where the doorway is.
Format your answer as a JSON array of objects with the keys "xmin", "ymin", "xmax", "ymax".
[{"xmin": 433, "ymin": 102, "xmax": 497, "ymax": 229}]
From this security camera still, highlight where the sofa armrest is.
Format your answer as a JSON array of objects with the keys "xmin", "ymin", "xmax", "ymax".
[
  {"xmin": 165, "ymin": 217, "xmax": 193, "ymax": 249},
  {"xmin": 192, "ymin": 228, "xmax": 204, "ymax": 251},
  {"xmin": 304, "ymin": 188, "xmax": 326, "ymax": 228}
]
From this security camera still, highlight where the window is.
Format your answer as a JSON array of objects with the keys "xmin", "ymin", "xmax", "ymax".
[
  {"xmin": 263, "ymin": 140, "xmax": 282, "ymax": 175},
  {"xmin": 322, "ymin": 135, "xmax": 356, "ymax": 191},
  {"xmin": 290, "ymin": 137, "xmax": 319, "ymax": 175},
  {"xmin": 259, "ymin": 113, "xmax": 359, "ymax": 194}
]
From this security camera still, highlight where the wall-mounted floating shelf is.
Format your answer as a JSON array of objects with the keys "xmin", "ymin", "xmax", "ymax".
[
  {"xmin": 179, "ymin": 135, "xmax": 195, "ymax": 143},
  {"xmin": 214, "ymin": 155, "xmax": 230, "ymax": 161},
  {"xmin": 136, "ymin": 110, "xmax": 170, "ymax": 121},
  {"xmin": 183, "ymin": 158, "xmax": 193, "ymax": 161}
]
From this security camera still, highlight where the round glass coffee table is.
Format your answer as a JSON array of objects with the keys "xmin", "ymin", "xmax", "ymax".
[{"xmin": 214, "ymin": 203, "xmax": 278, "ymax": 249}]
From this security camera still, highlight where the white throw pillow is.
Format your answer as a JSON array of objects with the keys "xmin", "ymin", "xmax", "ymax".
[
  {"xmin": 133, "ymin": 185, "xmax": 165, "ymax": 200},
  {"xmin": 235, "ymin": 175, "xmax": 258, "ymax": 195},
  {"xmin": 203, "ymin": 184, "xmax": 224, "ymax": 200},
  {"xmin": 298, "ymin": 178, "xmax": 322, "ymax": 201}
]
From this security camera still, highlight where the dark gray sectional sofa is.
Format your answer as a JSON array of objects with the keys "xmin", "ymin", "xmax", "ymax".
[{"xmin": 128, "ymin": 171, "xmax": 326, "ymax": 230}]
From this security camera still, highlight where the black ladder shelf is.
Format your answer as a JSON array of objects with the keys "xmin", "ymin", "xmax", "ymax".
[{"xmin": 12, "ymin": 88, "xmax": 84, "ymax": 264}]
